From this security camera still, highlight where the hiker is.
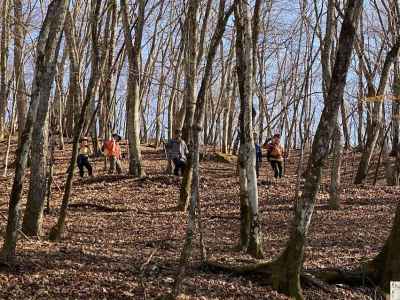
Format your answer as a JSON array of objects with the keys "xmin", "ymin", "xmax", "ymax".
[
  {"xmin": 166, "ymin": 129, "xmax": 189, "ymax": 176},
  {"xmin": 254, "ymin": 134, "xmax": 262, "ymax": 178},
  {"xmin": 77, "ymin": 137, "xmax": 93, "ymax": 177},
  {"xmin": 102, "ymin": 133, "xmax": 123, "ymax": 174},
  {"xmin": 265, "ymin": 133, "xmax": 285, "ymax": 179}
]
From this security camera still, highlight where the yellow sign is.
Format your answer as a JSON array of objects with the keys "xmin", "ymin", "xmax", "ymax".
[{"xmin": 362, "ymin": 94, "xmax": 400, "ymax": 102}]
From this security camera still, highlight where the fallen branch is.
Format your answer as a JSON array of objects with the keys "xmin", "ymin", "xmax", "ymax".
[
  {"xmin": 204, "ymin": 259, "xmax": 272, "ymax": 275},
  {"xmin": 68, "ymin": 202, "xmax": 130, "ymax": 212}
]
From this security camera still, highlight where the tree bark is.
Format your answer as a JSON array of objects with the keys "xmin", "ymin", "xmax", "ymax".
[
  {"xmin": 64, "ymin": 11, "xmax": 82, "ymax": 139},
  {"xmin": 0, "ymin": 0, "xmax": 68, "ymax": 262},
  {"xmin": 173, "ymin": 1, "xmax": 234, "ymax": 296},
  {"xmin": 269, "ymin": 1, "xmax": 362, "ymax": 298},
  {"xmin": 328, "ymin": 123, "xmax": 343, "ymax": 209},
  {"xmin": 355, "ymin": 37, "xmax": 400, "ymax": 184},
  {"xmin": 13, "ymin": 0, "xmax": 27, "ymax": 142},
  {"xmin": 2, "ymin": 92, "xmax": 16, "ymax": 177},
  {"xmin": 357, "ymin": 59, "xmax": 364, "ymax": 151},
  {"xmin": 340, "ymin": 100, "xmax": 350, "ymax": 149},
  {"xmin": 168, "ymin": 43, "xmax": 184, "ymax": 141},
  {"xmin": 121, "ymin": 0, "xmax": 145, "ymax": 177},
  {"xmin": 49, "ymin": 0, "xmax": 101, "ymax": 241},
  {"xmin": 393, "ymin": 61, "xmax": 400, "ymax": 152},
  {"xmin": 22, "ymin": 81, "xmax": 52, "ymax": 236},
  {"xmin": 177, "ymin": 0, "xmax": 200, "ymax": 211},
  {"xmin": 368, "ymin": 200, "xmax": 400, "ymax": 293},
  {"xmin": 0, "ymin": 0, "xmax": 10, "ymax": 140},
  {"xmin": 155, "ymin": 36, "xmax": 169, "ymax": 148},
  {"xmin": 235, "ymin": 0, "xmax": 263, "ymax": 259}
]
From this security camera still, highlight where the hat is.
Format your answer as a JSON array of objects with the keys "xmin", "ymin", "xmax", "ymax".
[
  {"xmin": 112, "ymin": 133, "xmax": 121, "ymax": 141},
  {"xmin": 81, "ymin": 136, "xmax": 88, "ymax": 141}
]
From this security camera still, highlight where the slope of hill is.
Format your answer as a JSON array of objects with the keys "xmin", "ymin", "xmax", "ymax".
[{"xmin": 0, "ymin": 141, "xmax": 396, "ymax": 299}]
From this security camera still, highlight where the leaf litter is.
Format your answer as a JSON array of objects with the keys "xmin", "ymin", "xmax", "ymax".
[{"xmin": 0, "ymin": 143, "xmax": 395, "ymax": 299}]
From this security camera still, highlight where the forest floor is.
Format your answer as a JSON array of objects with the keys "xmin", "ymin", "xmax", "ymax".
[{"xmin": 0, "ymin": 139, "xmax": 397, "ymax": 299}]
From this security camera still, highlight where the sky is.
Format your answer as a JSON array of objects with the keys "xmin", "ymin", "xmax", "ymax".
[{"xmin": 1, "ymin": 0, "xmax": 398, "ymax": 147}]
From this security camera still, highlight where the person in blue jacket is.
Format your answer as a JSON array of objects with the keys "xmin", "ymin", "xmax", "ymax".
[{"xmin": 254, "ymin": 133, "xmax": 262, "ymax": 178}]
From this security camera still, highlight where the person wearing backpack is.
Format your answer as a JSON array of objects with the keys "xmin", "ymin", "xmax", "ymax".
[{"xmin": 265, "ymin": 133, "xmax": 285, "ymax": 179}]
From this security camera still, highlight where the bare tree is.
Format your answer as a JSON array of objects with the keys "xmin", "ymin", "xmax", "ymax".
[
  {"xmin": 235, "ymin": 0, "xmax": 263, "ymax": 258},
  {"xmin": 0, "ymin": 0, "xmax": 68, "ymax": 262},
  {"xmin": 14, "ymin": 0, "xmax": 27, "ymax": 141},
  {"xmin": 49, "ymin": 0, "xmax": 102, "ymax": 241},
  {"xmin": 177, "ymin": 0, "xmax": 200, "ymax": 211},
  {"xmin": 268, "ymin": 1, "xmax": 362, "ymax": 298},
  {"xmin": 354, "ymin": 25, "xmax": 400, "ymax": 183},
  {"xmin": 121, "ymin": 0, "xmax": 146, "ymax": 177},
  {"xmin": 0, "ymin": 0, "xmax": 10, "ymax": 140},
  {"xmin": 173, "ymin": 1, "xmax": 234, "ymax": 296}
]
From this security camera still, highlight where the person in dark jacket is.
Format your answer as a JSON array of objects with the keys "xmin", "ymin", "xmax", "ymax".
[
  {"xmin": 254, "ymin": 133, "xmax": 262, "ymax": 178},
  {"xmin": 166, "ymin": 129, "xmax": 189, "ymax": 176},
  {"xmin": 77, "ymin": 137, "xmax": 93, "ymax": 177}
]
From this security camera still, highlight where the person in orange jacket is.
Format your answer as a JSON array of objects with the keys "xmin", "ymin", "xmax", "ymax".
[
  {"xmin": 102, "ymin": 133, "xmax": 123, "ymax": 174},
  {"xmin": 264, "ymin": 133, "xmax": 285, "ymax": 179}
]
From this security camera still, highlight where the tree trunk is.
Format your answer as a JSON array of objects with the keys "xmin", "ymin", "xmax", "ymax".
[
  {"xmin": 102, "ymin": 0, "xmax": 117, "ymax": 142},
  {"xmin": 0, "ymin": 0, "xmax": 9, "ymax": 140},
  {"xmin": 177, "ymin": 0, "xmax": 200, "ymax": 211},
  {"xmin": 340, "ymin": 100, "xmax": 350, "ymax": 149},
  {"xmin": 355, "ymin": 38, "xmax": 400, "ymax": 184},
  {"xmin": 121, "ymin": 0, "xmax": 145, "ymax": 177},
  {"xmin": 270, "ymin": 1, "xmax": 362, "ymax": 298},
  {"xmin": 227, "ymin": 84, "xmax": 237, "ymax": 152},
  {"xmin": 354, "ymin": 104, "xmax": 383, "ymax": 184},
  {"xmin": 49, "ymin": 0, "xmax": 101, "ymax": 241},
  {"xmin": 368, "ymin": 200, "xmax": 400, "ymax": 293},
  {"xmin": 155, "ymin": 37, "xmax": 169, "ymax": 148},
  {"xmin": 14, "ymin": 0, "xmax": 27, "ymax": 142},
  {"xmin": 45, "ymin": 133, "xmax": 56, "ymax": 213},
  {"xmin": 54, "ymin": 50, "xmax": 67, "ymax": 150},
  {"xmin": 3, "ymin": 93, "xmax": 16, "ymax": 177},
  {"xmin": 22, "ymin": 75, "xmax": 53, "ymax": 236},
  {"xmin": 328, "ymin": 123, "xmax": 343, "ymax": 209},
  {"xmin": 357, "ymin": 59, "xmax": 364, "ymax": 151},
  {"xmin": 168, "ymin": 44, "xmax": 183, "ymax": 141},
  {"xmin": 173, "ymin": 1, "xmax": 233, "ymax": 295},
  {"xmin": 0, "ymin": 0, "xmax": 68, "ymax": 262},
  {"xmin": 235, "ymin": 0, "xmax": 263, "ymax": 259},
  {"xmin": 222, "ymin": 43, "xmax": 234, "ymax": 154},
  {"xmin": 64, "ymin": 11, "xmax": 82, "ymax": 139},
  {"xmin": 90, "ymin": 90, "xmax": 99, "ymax": 155},
  {"xmin": 392, "ymin": 61, "xmax": 400, "ymax": 153}
]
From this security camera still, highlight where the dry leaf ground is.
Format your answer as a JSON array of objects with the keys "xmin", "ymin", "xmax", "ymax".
[{"xmin": 0, "ymin": 140, "xmax": 396, "ymax": 299}]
